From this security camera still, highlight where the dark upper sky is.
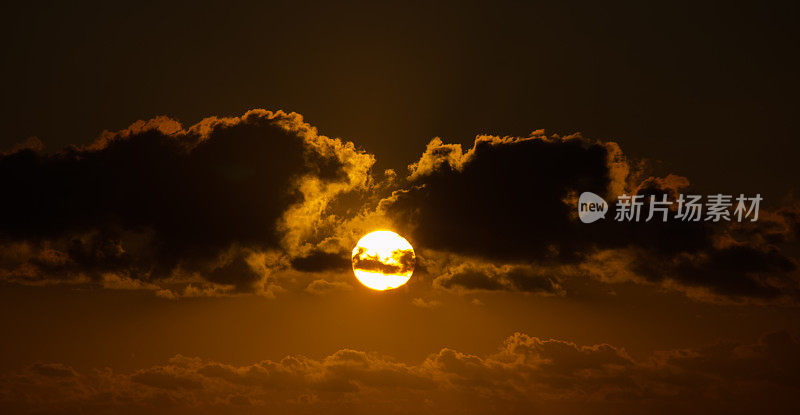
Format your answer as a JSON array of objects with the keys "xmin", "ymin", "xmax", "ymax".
[{"xmin": 3, "ymin": 1, "xmax": 799, "ymax": 199}]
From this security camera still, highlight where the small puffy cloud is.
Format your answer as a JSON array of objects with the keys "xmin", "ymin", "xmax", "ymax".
[
  {"xmin": 421, "ymin": 251, "xmax": 564, "ymax": 295},
  {"xmin": 434, "ymin": 262, "xmax": 564, "ymax": 295},
  {"xmin": 305, "ymin": 279, "xmax": 353, "ymax": 296},
  {"xmin": 411, "ymin": 297, "xmax": 441, "ymax": 308},
  {"xmin": 2, "ymin": 136, "xmax": 44, "ymax": 155}
]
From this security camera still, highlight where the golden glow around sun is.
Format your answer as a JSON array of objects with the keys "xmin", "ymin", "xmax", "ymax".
[{"xmin": 351, "ymin": 230, "xmax": 416, "ymax": 291}]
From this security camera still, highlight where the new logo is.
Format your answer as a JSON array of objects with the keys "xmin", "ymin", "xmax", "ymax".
[{"xmin": 578, "ymin": 192, "xmax": 608, "ymax": 223}]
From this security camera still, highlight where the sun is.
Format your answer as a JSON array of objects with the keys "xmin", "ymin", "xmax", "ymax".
[{"xmin": 351, "ymin": 230, "xmax": 416, "ymax": 290}]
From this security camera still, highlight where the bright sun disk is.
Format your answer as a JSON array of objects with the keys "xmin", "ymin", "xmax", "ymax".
[{"xmin": 351, "ymin": 230, "xmax": 415, "ymax": 291}]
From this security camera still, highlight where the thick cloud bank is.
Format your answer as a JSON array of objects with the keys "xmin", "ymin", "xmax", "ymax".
[
  {"xmin": 0, "ymin": 110, "xmax": 373, "ymax": 295},
  {"xmin": 2, "ymin": 112, "xmax": 798, "ymax": 303},
  {"xmin": 383, "ymin": 133, "xmax": 800, "ymax": 303}
]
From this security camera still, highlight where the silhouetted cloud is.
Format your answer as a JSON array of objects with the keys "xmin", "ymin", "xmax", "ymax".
[
  {"xmin": 382, "ymin": 133, "xmax": 800, "ymax": 303},
  {"xmin": 0, "ymin": 110, "xmax": 374, "ymax": 295},
  {"xmin": 351, "ymin": 247, "xmax": 415, "ymax": 275},
  {"xmin": 433, "ymin": 261, "xmax": 563, "ymax": 295},
  {"xmin": 291, "ymin": 251, "xmax": 351, "ymax": 273}
]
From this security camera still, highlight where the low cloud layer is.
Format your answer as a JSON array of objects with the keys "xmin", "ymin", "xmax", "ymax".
[{"xmin": 2, "ymin": 331, "xmax": 798, "ymax": 414}]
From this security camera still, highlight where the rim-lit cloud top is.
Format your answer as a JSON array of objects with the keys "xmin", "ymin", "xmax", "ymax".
[{"xmin": 1, "ymin": 110, "xmax": 799, "ymax": 303}]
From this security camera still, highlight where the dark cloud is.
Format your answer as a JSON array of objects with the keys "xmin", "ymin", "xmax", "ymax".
[
  {"xmin": 290, "ymin": 251, "xmax": 351, "ymax": 273},
  {"xmin": 2, "ymin": 331, "xmax": 798, "ymax": 414},
  {"xmin": 351, "ymin": 247, "xmax": 415, "ymax": 275},
  {"xmin": 631, "ymin": 244, "xmax": 795, "ymax": 299},
  {"xmin": 433, "ymin": 262, "xmax": 563, "ymax": 295},
  {"xmin": 388, "ymin": 134, "xmax": 713, "ymax": 260},
  {"xmin": 386, "ymin": 134, "xmax": 614, "ymax": 263},
  {"xmin": 29, "ymin": 363, "xmax": 76, "ymax": 378},
  {"xmin": 656, "ymin": 330, "xmax": 800, "ymax": 386},
  {"xmin": 0, "ymin": 110, "xmax": 374, "ymax": 294},
  {"xmin": 383, "ymin": 133, "xmax": 800, "ymax": 302}
]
